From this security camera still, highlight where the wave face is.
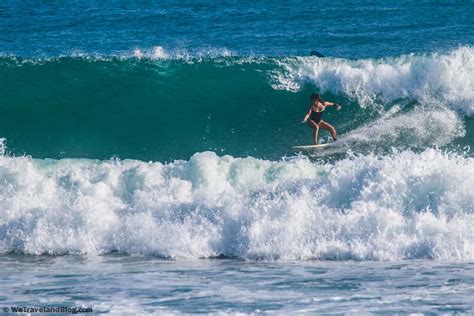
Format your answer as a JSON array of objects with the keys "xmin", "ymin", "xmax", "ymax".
[
  {"xmin": 0, "ymin": 149, "xmax": 473, "ymax": 260},
  {"xmin": 1, "ymin": 47, "xmax": 473, "ymax": 160}
]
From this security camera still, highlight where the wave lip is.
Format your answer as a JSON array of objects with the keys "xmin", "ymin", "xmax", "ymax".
[
  {"xmin": 0, "ymin": 149, "xmax": 473, "ymax": 260},
  {"xmin": 273, "ymin": 46, "xmax": 474, "ymax": 115},
  {"xmin": 132, "ymin": 46, "xmax": 236, "ymax": 60}
]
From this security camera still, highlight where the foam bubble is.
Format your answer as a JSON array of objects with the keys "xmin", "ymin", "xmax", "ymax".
[
  {"xmin": 0, "ymin": 138, "xmax": 6, "ymax": 156},
  {"xmin": 151, "ymin": 46, "xmax": 169, "ymax": 59},
  {"xmin": 0, "ymin": 149, "xmax": 473, "ymax": 260},
  {"xmin": 273, "ymin": 47, "xmax": 474, "ymax": 115}
]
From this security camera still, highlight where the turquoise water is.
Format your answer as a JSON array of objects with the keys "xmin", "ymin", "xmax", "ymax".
[
  {"xmin": 0, "ymin": 1, "xmax": 473, "ymax": 314},
  {"xmin": 1, "ymin": 54, "xmax": 472, "ymax": 160}
]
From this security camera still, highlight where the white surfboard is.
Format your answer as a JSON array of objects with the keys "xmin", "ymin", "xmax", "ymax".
[{"xmin": 292, "ymin": 144, "xmax": 331, "ymax": 150}]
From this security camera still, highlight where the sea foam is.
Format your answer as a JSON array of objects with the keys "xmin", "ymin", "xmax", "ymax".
[
  {"xmin": 0, "ymin": 149, "xmax": 473, "ymax": 260},
  {"xmin": 337, "ymin": 105, "xmax": 465, "ymax": 149},
  {"xmin": 273, "ymin": 47, "xmax": 474, "ymax": 115}
]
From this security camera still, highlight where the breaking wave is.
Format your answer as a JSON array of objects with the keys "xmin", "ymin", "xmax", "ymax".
[{"xmin": 0, "ymin": 149, "xmax": 473, "ymax": 260}]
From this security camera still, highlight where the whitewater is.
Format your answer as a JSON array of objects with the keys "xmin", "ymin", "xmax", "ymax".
[{"xmin": 0, "ymin": 146, "xmax": 472, "ymax": 259}]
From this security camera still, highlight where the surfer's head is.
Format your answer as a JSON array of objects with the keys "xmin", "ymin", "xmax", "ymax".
[{"xmin": 311, "ymin": 93, "xmax": 322, "ymax": 103}]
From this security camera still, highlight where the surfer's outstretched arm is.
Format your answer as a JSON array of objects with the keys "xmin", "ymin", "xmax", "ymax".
[
  {"xmin": 302, "ymin": 106, "xmax": 312, "ymax": 123},
  {"xmin": 324, "ymin": 101, "xmax": 342, "ymax": 110}
]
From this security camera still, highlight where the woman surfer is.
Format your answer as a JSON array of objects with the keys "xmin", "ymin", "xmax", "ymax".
[{"xmin": 302, "ymin": 93, "xmax": 342, "ymax": 145}]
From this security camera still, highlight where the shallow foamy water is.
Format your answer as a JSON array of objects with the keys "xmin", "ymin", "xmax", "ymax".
[{"xmin": 1, "ymin": 256, "xmax": 473, "ymax": 314}]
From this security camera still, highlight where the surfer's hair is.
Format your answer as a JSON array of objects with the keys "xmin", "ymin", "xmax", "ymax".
[{"xmin": 311, "ymin": 93, "xmax": 324, "ymax": 102}]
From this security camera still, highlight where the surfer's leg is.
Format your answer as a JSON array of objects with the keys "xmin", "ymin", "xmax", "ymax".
[
  {"xmin": 309, "ymin": 120, "xmax": 319, "ymax": 144},
  {"xmin": 318, "ymin": 121, "xmax": 337, "ymax": 141}
]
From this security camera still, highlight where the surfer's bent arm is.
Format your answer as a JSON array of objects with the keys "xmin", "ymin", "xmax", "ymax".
[
  {"xmin": 324, "ymin": 101, "xmax": 342, "ymax": 110},
  {"xmin": 302, "ymin": 106, "xmax": 313, "ymax": 123}
]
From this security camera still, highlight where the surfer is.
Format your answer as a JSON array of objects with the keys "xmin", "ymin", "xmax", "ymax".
[{"xmin": 302, "ymin": 93, "xmax": 342, "ymax": 145}]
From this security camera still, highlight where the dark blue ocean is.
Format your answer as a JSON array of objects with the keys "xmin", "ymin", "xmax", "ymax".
[{"xmin": 0, "ymin": 1, "xmax": 473, "ymax": 314}]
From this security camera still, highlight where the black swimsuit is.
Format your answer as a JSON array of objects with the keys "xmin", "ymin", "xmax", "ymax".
[
  {"xmin": 309, "ymin": 104, "xmax": 325, "ymax": 124},
  {"xmin": 310, "ymin": 110, "xmax": 323, "ymax": 124}
]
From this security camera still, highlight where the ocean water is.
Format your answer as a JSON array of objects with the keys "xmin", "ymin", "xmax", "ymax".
[
  {"xmin": 0, "ymin": 1, "xmax": 473, "ymax": 314},
  {"xmin": 1, "ymin": 256, "xmax": 474, "ymax": 314}
]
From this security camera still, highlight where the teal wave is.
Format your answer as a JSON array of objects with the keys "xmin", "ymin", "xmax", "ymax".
[
  {"xmin": 0, "ymin": 55, "xmax": 471, "ymax": 160},
  {"xmin": 0, "ymin": 57, "xmax": 348, "ymax": 160}
]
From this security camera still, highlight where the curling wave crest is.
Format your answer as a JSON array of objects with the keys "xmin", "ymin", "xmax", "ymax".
[
  {"xmin": 0, "ymin": 149, "xmax": 473, "ymax": 260},
  {"xmin": 273, "ymin": 47, "xmax": 474, "ymax": 115}
]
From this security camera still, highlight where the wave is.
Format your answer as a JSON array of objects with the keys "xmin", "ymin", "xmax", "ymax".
[
  {"xmin": 0, "ymin": 46, "xmax": 243, "ymax": 65},
  {"xmin": 272, "ymin": 46, "xmax": 474, "ymax": 115},
  {"xmin": 0, "ymin": 149, "xmax": 473, "ymax": 260},
  {"xmin": 131, "ymin": 46, "xmax": 236, "ymax": 60},
  {"xmin": 0, "ymin": 47, "xmax": 472, "ymax": 160}
]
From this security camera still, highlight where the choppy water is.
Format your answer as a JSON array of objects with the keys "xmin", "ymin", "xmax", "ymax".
[
  {"xmin": 1, "ymin": 0, "xmax": 473, "ymax": 314},
  {"xmin": 1, "ymin": 0, "xmax": 473, "ymax": 58},
  {"xmin": 1, "ymin": 256, "xmax": 474, "ymax": 315}
]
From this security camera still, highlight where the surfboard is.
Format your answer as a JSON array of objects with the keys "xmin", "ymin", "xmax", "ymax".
[{"xmin": 292, "ymin": 144, "xmax": 332, "ymax": 150}]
